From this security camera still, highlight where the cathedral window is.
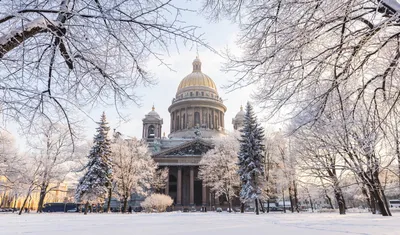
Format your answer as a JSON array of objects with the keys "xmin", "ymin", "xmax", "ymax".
[
  {"xmin": 194, "ymin": 112, "xmax": 200, "ymax": 126},
  {"xmin": 196, "ymin": 91, "xmax": 199, "ymax": 96},
  {"xmin": 201, "ymin": 91, "xmax": 204, "ymax": 96}
]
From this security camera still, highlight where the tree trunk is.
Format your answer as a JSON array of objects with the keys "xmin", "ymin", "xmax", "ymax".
[
  {"xmin": 267, "ymin": 199, "xmax": 270, "ymax": 213},
  {"xmin": 240, "ymin": 202, "xmax": 244, "ymax": 213},
  {"xmin": 309, "ymin": 194, "xmax": 314, "ymax": 213},
  {"xmin": 259, "ymin": 199, "xmax": 265, "ymax": 213},
  {"xmin": 371, "ymin": 186, "xmax": 391, "ymax": 216},
  {"xmin": 395, "ymin": 132, "xmax": 400, "ymax": 198},
  {"xmin": 18, "ymin": 194, "xmax": 31, "ymax": 215},
  {"xmin": 282, "ymin": 190, "xmax": 286, "ymax": 213},
  {"xmin": 293, "ymin": 180, "xmax": 299, "ymax": 213},
  {"xmin": 255, "ymin": 198, "xmax": 259, "ymax": 215},
  {"xmin": 13, "ymin": 195, "xmax": 17, "ymax": 213},
  {"xmin": 84, "ymin": 201, "xmax": 89, "ymax": 215},
  {"xmin": 228, "ymin": 199, "xmax": 232, "ymax": 213},
  {"xmin": 289, "ymin": 186, "xmax": 294, "ymax": 213},
  {"xmin": 361, "ymin": 186, "xmax": 375, "ymax": 214},
  {"xmin": 334, "ymin": 187, "xmax": 346, "ymax": 215},
  {"xmin": 326, "ymin": 193, "xmax": 334, "ymax": 209},
  {"xmin": 0, "ymin": 191, "xmax": 6, "ymax": 208},
  {"xmin": 369, "ymin": 190, "xmax": 377, "ymax": 215},
  {"xmin": 122, "ymin": 197, "xmax": 128, "ymax": 213},
  {"xmin": 36, "ymin": 184, "xmax": 48, "ymax": 213},
  {"xmin": 106, "ymin": 187, "xmax": 112, "ymax": 213},
  {"xmin": 371, "ymin": 172, "xmax": 392, "ymax": 216}
]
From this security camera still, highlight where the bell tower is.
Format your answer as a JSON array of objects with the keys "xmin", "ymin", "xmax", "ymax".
[
  {"xmin": 142, "ymin": 105, "xmax": 163, "ymax": 141},
  {"xmin": 232, "ymin": 105, "xmax": 245, "ymax": 130}
]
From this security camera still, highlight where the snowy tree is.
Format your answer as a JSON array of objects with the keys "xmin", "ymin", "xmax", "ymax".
[
  {"xmin": 0, "ymin": 130, "xmax": 18, "ymax": 182},
  {"xmin": 199, "ymin": 132, "xmax": 240, "ymax": 212},
  {"xmin": 27, "ymin": 121, "xmax": 78, "ymax": 213},
  {"xmin": 262, "ymin": 135, "xmax": 279, "ymax": 213},
  {"xmin": 275, "ymin": 134, "xmax": 299, "ymax": 214},
  {"xmin": 75, "ymin": 112, "xmax": 112, "ymax": 213},
  {"xmin": 291, "ymin": 125, "xmax": 347, "ymax": 215},
  {"xmin": 152, "ymin": 168, "xmax": 169, "ymax": 193},
  {"xmin": 111, "ymin": 137, "xmax": 156, "ymax": 213},
  {"xmin": 0, "ymin": 130, "xmax": 23, "ymax": 209},
  {"xmin": 290, "ymin": 98, "xmax": 394, "ymax": 216},
  {"xmin": 0, "ymin": 0, "xmax": 208, "ymax": 135},
  {"xmin": 202, "ymin": 1, "xmax": 400, "ymax": 123},
  {"xmin": 13, "ymin": 153, "xmax": 43, "ymax": 215},
  {"xmin": 238, "ymin": 102, "xmax": 265, "ymax": 215}
]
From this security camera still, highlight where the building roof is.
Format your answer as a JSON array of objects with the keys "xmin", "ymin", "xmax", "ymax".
[
  {"xmin": 234, "ymin": 105, "xmax": 245, "ymax": 119},
  {"xmin": 143, "ymin": 105, "xmax": 162, "ymax": 121},
  {"xmin": 176, "ymin": 57, "xmax": 217, "ymax": 94}
]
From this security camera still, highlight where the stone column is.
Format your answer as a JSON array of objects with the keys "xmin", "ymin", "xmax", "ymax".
[
  {"xmin": 185, "ymin": 107, "xmax": 188, "ymax": 129},
  {"xmin": 222, "ymin": 112, "xmax": 225, "ymax": 129},
  {"xmin": 165, "ymin": 168, "xmax": 169, "ymax": 196},
  {"xmin": 208, "ymin": 109, "xmax": 211, "ymax": 129},
  {"xmin": 177, "ymin": 167, "xmax": 182, "ymax": 205},
  {"xmin": 190, "ymin": 167, "xmax": 194, "ymax": 205},
  {"xmin": 179, "ymin": 109, "xmax": 182, "ymax": 130},
  {"xmin": 170, "ymin": 113, "xmax": 173, "ymax": 133},
  {"xmin": 201, "ymin": 108, "xmax": 204, "ymax": 126},
  {"xmin": 202, "ymin": 183, "xmax": 207, "ymax": 206}
]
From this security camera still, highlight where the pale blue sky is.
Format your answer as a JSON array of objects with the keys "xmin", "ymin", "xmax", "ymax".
[
  {"xmin": 80, "ymin": 1, "xmax": 256, "ymax": 140},
  {"xmin": 6, "ymin": 1, "xmax": 279, "ymax": 147}
]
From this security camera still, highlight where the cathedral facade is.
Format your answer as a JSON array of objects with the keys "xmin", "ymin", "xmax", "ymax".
[{"xmin": 142, "ymin": 57, "xmax": 244, "ymax": 209}]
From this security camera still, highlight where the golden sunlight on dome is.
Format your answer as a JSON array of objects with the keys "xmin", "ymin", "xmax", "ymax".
[{"xmin": 177, "ymin": 57, "xmax": 217, "ymax": 93}]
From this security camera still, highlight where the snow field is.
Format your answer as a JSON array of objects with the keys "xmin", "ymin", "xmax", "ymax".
[{"xmin": 0, "ymin": 212, "xmax": 398, "ymax": 235}]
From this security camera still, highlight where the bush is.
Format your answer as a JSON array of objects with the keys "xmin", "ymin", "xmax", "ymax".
[{"xmin": 141, "ymin": 194, "xmax": 173, "ymax": 212}]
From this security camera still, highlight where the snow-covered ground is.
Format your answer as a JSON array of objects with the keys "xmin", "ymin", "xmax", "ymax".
[{"xmin": 0, "ymin": 212, "xmax": 398, "ymax": 235}]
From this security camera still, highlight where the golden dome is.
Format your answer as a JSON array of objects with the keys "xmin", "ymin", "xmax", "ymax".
[{"xmin": 177, "ymin": 57, "xmax": 217, "ymax": 93}]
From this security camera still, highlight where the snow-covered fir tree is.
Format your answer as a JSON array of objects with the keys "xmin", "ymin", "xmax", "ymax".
[
  {"xmin": 238, "ymin": 102, "xmax": 265, "ymax": 215},
  {"xmin": 75, "ymin": 112, "xmax": 113, "ymax": 212}
]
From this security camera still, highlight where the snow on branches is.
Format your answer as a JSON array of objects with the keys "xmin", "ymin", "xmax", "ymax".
[
  {"xmin": 111, "ymin": 136, "xmax": 157, "ymax": 212},
  {"xmin": 0, "ymin": 0, "xmax": 208, "ymax": 137},
  {"xmin": 237, "ymin": 102, "xmax": 265, "ymax": 214},
  {"xmin": 199, "ymin": 132, "xmax": 240, "ymax": 211},
  {"xmin": 75, "ymin": 112, "xmax": 112, "ymax": 203}
]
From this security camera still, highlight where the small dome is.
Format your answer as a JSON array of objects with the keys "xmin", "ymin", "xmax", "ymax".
[
  {"xmin": 235, "ymin": 105, "xmax": 245, "ymax": 119},
  {"xmin": 145, "ymin": 105, "xmax": 160, "ymax": 118},
  {"xmin": 176, "ymin": 57, "xmax": 217, "ymax": 94}
]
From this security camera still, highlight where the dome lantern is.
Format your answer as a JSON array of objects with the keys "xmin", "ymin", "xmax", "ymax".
[{"xmin": 192, "ymin": 56, "xmax": 202, "ymax": 72}]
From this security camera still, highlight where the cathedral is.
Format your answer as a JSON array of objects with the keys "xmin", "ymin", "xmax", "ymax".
[{"xmin": 141, "ymin": 57, "xmax": 245, "ymax": 209}]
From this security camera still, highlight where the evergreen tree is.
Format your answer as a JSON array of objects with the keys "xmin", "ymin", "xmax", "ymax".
[
  {"xmin": 75, "ymin": 112, "xmax": 113, "ymax": 213},
  {"xmin": 238, "ymin": 102, "xmax": 265, "ymax": 215}
]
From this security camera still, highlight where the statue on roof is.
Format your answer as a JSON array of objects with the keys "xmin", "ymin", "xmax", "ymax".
[{"xmin": 194, "ymin": 126, "xmax": 202, "ymax": 138}]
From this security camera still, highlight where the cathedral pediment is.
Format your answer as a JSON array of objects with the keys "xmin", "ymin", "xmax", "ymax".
[{"xmin": 152, "ymin": 139, "xmax": 213, "ymax": 157}]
